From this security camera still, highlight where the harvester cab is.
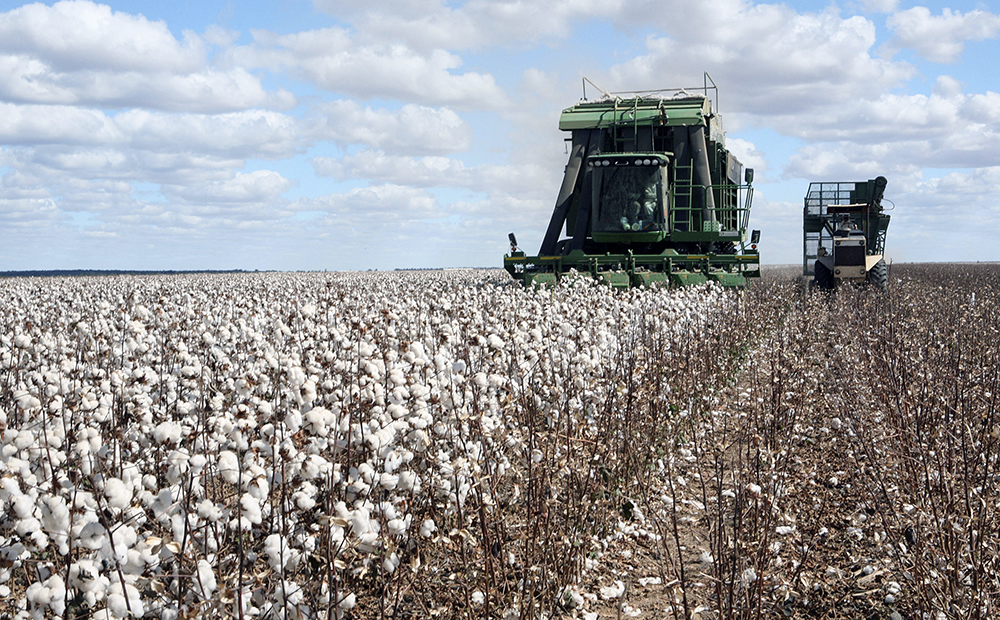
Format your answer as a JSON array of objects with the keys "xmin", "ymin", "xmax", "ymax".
[
  {"xmin": 803, "ymin": 176, "xmax": 891, "ymax": 291},
  {"xmin": 504, "ymin": 74, "xmax": 761, "ymax": 288}
]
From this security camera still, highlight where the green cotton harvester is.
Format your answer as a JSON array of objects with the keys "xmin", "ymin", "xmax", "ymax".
[
  {"xmin": 802, "ymin": 177, "xmax": 891, "ymax": 291},
  {"xmin": 504, "ymin": 75, "xmax": 760, "ymax": 288}
]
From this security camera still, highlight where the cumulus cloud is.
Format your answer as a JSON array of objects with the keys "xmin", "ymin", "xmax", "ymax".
[
  {"xmin": 605, "ymin": 3, "xmax": 911, "ymax": 117},
  {"xmin": 308, "ymin": 102, "xmax": 472, "ymax": 155},
  {"xmin": 886, "ymin": 7, "xmax": 1000, "ymax": 64},
  {"xmin": 292, "ymin": 184, "xmax": 443, "ymax": 220},
  {"xmin": 778, "ymin": 83, "xmax": 1000, "ymax": 178},
  {"xmin": 312, "ymin": 0, "xmax": 621, "ymax": 51},
  {"xmin": 235, "ymin": 27, "xmax": 507, "ymax": 109},
  {"xmin": 860, "ymin": 0, "xmax": 898, "ymax": 13},
  {"xmin": 311, "ymin": 150, "xmax": 549, "ymax": 199},
  {"xmin": 0, "ymin": 104, "xmax": 301, "ymax": 161},
  {"xmin": 0, "ymin": 1, "xmax": 293, "ymax": 111},
  {"xmin": 163, "ymin": 170, "xmax": 294, "ymax": 206}
]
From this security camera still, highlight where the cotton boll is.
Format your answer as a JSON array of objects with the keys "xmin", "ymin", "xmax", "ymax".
[
  {"xmin": 247, "ymin": 476, "xmax": 269, "ymax": 500},
  {"xmin": 218, "ymin": 451, "xmax": 240, "ymax": 484},
  {"xmin": 195, "ymin": 559, "xmax": 217, "ymax": 599},
  {"xmin": 107, "ymin": 581, "xmax": 144, "ymax": 618},
  {"xmin": 293, "ymin": 482, "xmax": 318, "ymax": 510},
  {"xmin": 396, "ymin": 470, "xmax": 417, "ymax": 491},
  {"xmin": 420, "ymin": 519, "xmax": 436, "ymax": 538},
  {"xmin": 104, "ymin": 478, "xmax": 132, "ymax": 510},
  {"xmin": 77, "ymin": 521, "xmax": 107, "ymax": 550},
  {"xmin": 387, "ymin": 516, "xmax": 410, "ymax": 536},
  {"xmin": 197, "ymin": 499, "xmax": 222, "ymax": 522},
  {"xmin": 153, "ymin": 421, "xmax": 183, "ymax": 445},
  {"xmin": 26, "ymin": 574, "xmax": 66, "ymax": 614},
  {"xmin": 382, "ymin": 551, "xmax": 400, "ymax": 573},
  {"xmin": 241, "ymin": 493, "xmax": 262, "ymax": 525},
  {"xmin": 379, "ymin": 473, "xmax": 400, "ymax": 490},
  {"xmin": 264, "ymin": 534, "xmax": 296, "ymax": 572}
]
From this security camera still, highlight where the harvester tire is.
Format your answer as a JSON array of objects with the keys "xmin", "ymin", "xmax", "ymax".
[
  {"xmin": 868, "ymin": 259, "xmax": 888, "ymax": 291},
  {"xmin": 813, "ymin": 261, "xmax": 834, "ymax": 290}
]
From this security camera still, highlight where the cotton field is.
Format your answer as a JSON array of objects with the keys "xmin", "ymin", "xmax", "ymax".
[
  {"xmin": 4, "ymin": 265, "xmax": 1000, "ymax": 620},
  {"xmin": 0, "ymin": 270, "xmax": 750, "ymax": 620}
]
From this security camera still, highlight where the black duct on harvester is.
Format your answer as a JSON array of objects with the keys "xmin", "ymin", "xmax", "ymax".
[
  {"xmin": 540, "ymin": 129, "xmax": 595, "ymax": 256},
  {"xmin": 689, "ymin": 125, "xmax": 717, "ymax": 226}
]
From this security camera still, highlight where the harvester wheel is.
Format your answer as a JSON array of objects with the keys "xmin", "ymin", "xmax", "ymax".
[
  {"xmin": 867, "ymin": 259, "xmax": 888, "ymax": 291},
  {"xmin": 813, "ymin": 261, "xmax": 834, "ymax": 290}
]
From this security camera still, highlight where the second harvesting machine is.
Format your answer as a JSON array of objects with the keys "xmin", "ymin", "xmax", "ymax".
[{"xmin": 505, "ymin": 75, "xmax": 760, "ymax": 288}]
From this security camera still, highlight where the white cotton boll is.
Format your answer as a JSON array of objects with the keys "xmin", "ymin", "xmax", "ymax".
[
  {"xmin": 387, "ymin": 517, "xmax": 409, "ymax": 536},
  {"xmin": 104, "ymin": 478, "xmax": 132, "ymax": 510},
  {"xmin": 379, "ymin": 473, "xmax": 399, "ymax": 490},
  {"xmin": 600, "ymin": 580, "xmax": 625, "ymax": 600},
  {"xmin": 293, "ymin": 490, "xmax": 317, "ymax": 511},
  {"xmin": 78, "ymin": 521, "xmax": 107, "ymax": 550},
  {"xmin": 13, "ymin": 334, "xmax": 32, "ymax": 348},
  {"xmin": 304, "ymin": 407, "xmax": 335, "ymax": 435},
  {"xmin": 12, "ymin": 494, "xmax": 36, "ymax": 519},
  {"xmin": 357, "ymin": 531, "xmax": 380, "ymax": 553},
  {"xmin": 382, "ymin": 551, "xmax": 400, "ymax": 573},
  {"xmin": 153, "ymin": 421, "xmax": 182, "ymax": 445},
  {"xmin": 27, "ymin": 574, "xmax": 66, "ymax": 614},
  {"xmin": 218, "ymin": 451, "xmax": 240, "ymax": 484},
  {"xmin": 264, "ymin": 534, "xmax": 290, "ymax": 572},
  {"xmin": 419, "ymin": 519, "xmax": 436, "ymax": 537},
  {"xmin": 300, "ymin": 455, "xmax": 329, "ymax": 480},
  {"xmin": 70, "ymin": 559, "xmax": 108, "ymax": 593},
  {"xmin": 107, "ymin": 581, "xmax": 144, "ymax": 618},
  {"xmin": 247, "ymin": 477, "xmax": 269, "ymax": 500},
  {"xmin": 0, "ymin": 477, "xmax": 22, "ymax": 502},
  {"xmin": 473, "ymin": 372, "xmax": 489, "ymax": 388},
  {"xmin": 396, "ymin": 470, "xmax": 417, "ymax": 491},
  {"xmin": 285, "ymin": 410, "xmax": 303, "ymax": 434},
  {"xmin": 197, "ymin": 499, "xmax": 222, "ymax": 522},
  {"xmin": 337, "ymin": 592, "xmax": 357, "ymax": 611},
  {"xmin": 189, "ymin": 454, "xmax": 208, "ymax": 476},
  {"xmin": 241, "ymin": 493, "xmax": 262, "ymax": 525}
]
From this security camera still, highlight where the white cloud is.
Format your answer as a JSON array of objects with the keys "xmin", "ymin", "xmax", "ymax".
[
  {"xmin": 0, "ymin": 1, "xmax": 292, "ymax": 111},
  {"xmin": 164, "ymin": 170, "xmax": 294, "ymax": 206},
  {"xmin": 777, "ymin": 84, "xmax": 1000, "ymax": 178},
  {"xmin": 0, "ymin": 104, "xmax": 301, "ymax": 159},
  {"xmin": 293, "ymin": 184, "xmax": 443, "ymax": 220},
  {"xmin": 606, "ymin": 4, "xmax": 912, "ymax": 117},
  {"xmin": 0, "ymin": 0, "xmax": 203, "ymax": 72},
  {"xmin": 887, "ymin": 7, "xmax": 1000, "ymax": 64},
  {"xmin": 309, "ymin": 102, "xmax": 472, "ymax": 155},
  {"xmin": 311, "ymin": 150, "xmax": 549, "ymax": 199},
  {"xmin": 235, "ymin": 27, "xmax": 507, "ymax": 109},
  {"xmin": 312, "ymin": 0, "xmax": 622, "ymax": 51},
  {"xmin": 860, "ymin": 0, "xmax": 898, "ymax": 13},
  {"xmin": 118, "ymin": 109, "xmax": 302, "ymax": 159}
]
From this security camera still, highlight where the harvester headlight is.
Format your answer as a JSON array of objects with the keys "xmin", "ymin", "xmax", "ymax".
[{"xmin": 642, "ymin": 158, "xmax": 652, "ymax": 165}]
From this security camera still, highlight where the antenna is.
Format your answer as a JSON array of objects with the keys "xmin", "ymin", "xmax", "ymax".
[{"xmin": 581, "ymin": 77, "xmax": 611, "ymax": 101}]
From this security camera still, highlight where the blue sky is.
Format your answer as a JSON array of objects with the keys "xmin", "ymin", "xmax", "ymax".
[{"xmin": 1, "ymin": 0, "xmax": 999, "ymax": 270}]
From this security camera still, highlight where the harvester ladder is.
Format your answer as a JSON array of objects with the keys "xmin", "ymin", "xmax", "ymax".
[{"xmin": 672, "ymin": 158, "xmax": 696, "ymax": 232}]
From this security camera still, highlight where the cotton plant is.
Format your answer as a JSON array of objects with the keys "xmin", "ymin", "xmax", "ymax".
[{"xmin": 0, "ymin": 270, "xmax": 731, "ymax": 618}]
